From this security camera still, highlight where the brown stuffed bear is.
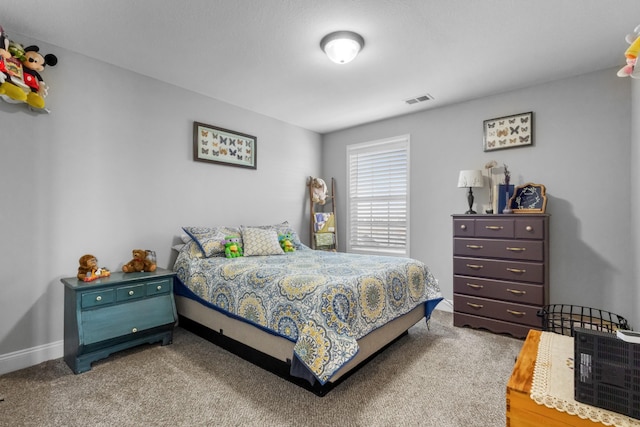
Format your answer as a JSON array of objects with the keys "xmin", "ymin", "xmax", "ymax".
[
  {"xmin": 122, "ymin": 249, "xmax": 157, "ymax": 273},
  {"xmin": 77, "ymin": 254, "xmax": 110, "ymax": 282}
]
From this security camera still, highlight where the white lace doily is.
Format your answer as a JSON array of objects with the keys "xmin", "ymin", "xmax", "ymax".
[{"xmin": 530, "ymin": 331, "xmax": 640, "ymax": 427}]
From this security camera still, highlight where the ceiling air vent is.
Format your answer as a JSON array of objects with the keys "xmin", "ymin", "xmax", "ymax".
[{"xmin": 404, "ymin": 93, "xmax": 434, "ymax": 105}]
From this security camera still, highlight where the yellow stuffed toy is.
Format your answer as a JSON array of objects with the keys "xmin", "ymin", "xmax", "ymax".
[{"xmin": 617, "ymin": 24, "xmax": 640, "ymax": 78}]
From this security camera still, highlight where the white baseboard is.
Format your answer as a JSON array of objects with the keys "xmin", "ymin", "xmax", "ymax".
[
  {"xmin": 0, "ymin": 340, "xmax": 63, "ymax": 375},
  {"xmin": 435, "ymin": 298, "xmax": 454, "ymax": 313}
]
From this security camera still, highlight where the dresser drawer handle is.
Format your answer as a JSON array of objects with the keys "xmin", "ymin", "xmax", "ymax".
[
  {"xmin": 506, "ymin": 268, "xmax": 526, "ymax": 274},
  {"xmin": 506, "ymin": 288, "xmax": 527, "ymax": 295},
  {"xmin": 485, "ymin": 225, "xmax": 503, "ymax": 230},
  {"xmin": 157, "ymin": 285, "xmax": 163, "ymax": 291},
  {"xmin": 466, "ymin": 244, "xmax": 483, "ymax": 249},
  {"xmin": 466, "ymin": 264, "xmax": 484, "ymax": 270},
  {"xmin": 466, "ymin": 283, "xmax": 484, "ymax": 289},
  {"xmin": 132, "ymin": 327, "xmax": 138, "ymax": 333},
  {"xmin": 128, "ymin": 290, "xmax": 135, "ymax": 296},
  {"xmin": 96, "ymin": 296, "xmax": 102, "ymax": 302},
  {"xmin": 507, "ymin": 309, "xmax": 526, "ymax": 316},
  {"xmin": 506, "ymin": 247, "xmax": 526, "ymax": 252},
  {"xmin": 525, "ymin": 226, "xmax": 533, "ymax": 232},
  {"xmin": 466, "ymin": 302, "xmax": 484, "ymax": 309},
  {"xmin": 460, "ymin": 224, "xmax": 467, "ymax": 230}
]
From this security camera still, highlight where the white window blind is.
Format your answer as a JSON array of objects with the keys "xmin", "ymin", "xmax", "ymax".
[{"xmin": 346, "ymin": 136, "xmax": 410, "ymax": 256}]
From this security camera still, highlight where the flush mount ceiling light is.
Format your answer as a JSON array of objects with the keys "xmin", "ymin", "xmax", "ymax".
[{"xmin": 320, "ymin": 31, "xmax": 365, "ymax": 64}]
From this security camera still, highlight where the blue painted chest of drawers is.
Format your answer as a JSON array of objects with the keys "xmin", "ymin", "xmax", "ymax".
[{"xmin": 61, "ymin": 269, "xmax": 177, "ymax": 374}]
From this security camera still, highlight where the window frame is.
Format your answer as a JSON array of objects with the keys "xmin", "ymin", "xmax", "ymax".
[{"xmin": 346, "ymin": 135, "xmax": 410, "ymax": 257}]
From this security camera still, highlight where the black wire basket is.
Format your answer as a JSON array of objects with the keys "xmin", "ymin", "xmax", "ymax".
[{"xmin": 537, "ymin": 304, "xmax": 631, "ymax": 336}]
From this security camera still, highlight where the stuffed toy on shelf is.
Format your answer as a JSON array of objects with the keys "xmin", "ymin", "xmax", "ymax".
[
  {"xmin": 77, "ymin": 254, "xmax": 111, "ymax": 282},
  {"xmin": 122, "ymin": 249, "xmax": 157, "ymax": 273},
  {"xmin": 617, "ymin": 24, "xmax": 640, "ymax": 78}
]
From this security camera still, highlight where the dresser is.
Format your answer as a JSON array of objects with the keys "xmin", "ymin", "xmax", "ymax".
[
  {"xmin": 61, "ymin": 269, "xmax": 177, "ymax": 374},
  {"xmin": 452, "ymin": 214, "xmax": 549, "ymax": 338}
]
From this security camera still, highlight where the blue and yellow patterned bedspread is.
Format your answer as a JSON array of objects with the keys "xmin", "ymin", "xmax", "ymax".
[{"xmin": 173, "ymin": 247, "xmax": 442, "ymax": 384}]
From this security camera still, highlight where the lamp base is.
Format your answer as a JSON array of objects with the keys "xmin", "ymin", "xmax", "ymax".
[
  {"xmin": 465, "ymin": 209, "xmax": 477, "ymax": 214},
  {"xmin": 465, "ymin": 187, "xmax": 476, "ymax": 215}
]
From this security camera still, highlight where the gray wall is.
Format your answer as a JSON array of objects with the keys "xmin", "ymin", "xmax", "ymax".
[
  {"xmin": 0, "ymin": 36, "xmax": 321, "ymax": 365},
  {"xmin": 323, "ymin": 68, "xmax": 638, "ymax": 328}
]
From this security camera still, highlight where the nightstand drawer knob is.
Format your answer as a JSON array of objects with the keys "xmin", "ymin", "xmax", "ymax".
[
  {"xmin": 526, "ymin": 226, "xmax": 533, "ymax": 232},
  {"xmin": 132, "ymin": 328, "xmax": 138, "ymax": 333},
  {"xmin": 128, "ymin": 290, "xmax": 135, "ymax": 296},
  {"xmin": 460, "ymin": 224, "xmax": 467, "ymax": 230},
  {"xmin": 96, "ymin": 296, "xmax": 102, "ymax": 301},
  {"xmin": 157, "ymin": 285, "xmax": 162, "ymax": 291}
]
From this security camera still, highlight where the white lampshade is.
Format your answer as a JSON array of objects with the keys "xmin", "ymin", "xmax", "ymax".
[
  {"xmin": 457, "ymin": 170, "xmax": 484, "ymax": 188},
  {"xmin": 320, "ymin": 31, "xmax": 364, "ymax": 64}
]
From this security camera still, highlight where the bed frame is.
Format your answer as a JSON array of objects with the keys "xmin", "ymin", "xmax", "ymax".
[{"xmin": 175, "ymin": 295, "xmax": 426, "ymax": 396}]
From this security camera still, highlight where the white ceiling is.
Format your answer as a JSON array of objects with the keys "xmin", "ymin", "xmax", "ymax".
[{"xmin": 2, "ymin": 0, "xmax": 639, "ymax": 134}]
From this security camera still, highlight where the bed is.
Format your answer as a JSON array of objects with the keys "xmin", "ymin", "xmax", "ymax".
[{"xmin": 172, "ymin": 223, "xmax": 443, "ymax": 395}]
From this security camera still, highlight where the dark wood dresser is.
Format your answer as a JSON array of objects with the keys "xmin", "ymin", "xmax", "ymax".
[{"xmin": 452, "ymin": 214, "xmax": 549, "ymax": 338}]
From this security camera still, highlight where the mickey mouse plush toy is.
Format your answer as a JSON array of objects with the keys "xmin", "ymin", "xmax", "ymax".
[{"xmin": 20, "ymin": 45, "xmax": 57, "ymax": 109}]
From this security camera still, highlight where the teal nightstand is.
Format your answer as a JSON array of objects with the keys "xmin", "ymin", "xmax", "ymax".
[{"xmin": 61, "ymin": 268, "xmax": 177, "ymax": 374}]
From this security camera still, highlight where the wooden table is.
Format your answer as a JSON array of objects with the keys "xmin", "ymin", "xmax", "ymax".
[{"xmin": 506, "ymin": 329, "xmax": 596, "ymax": 427}]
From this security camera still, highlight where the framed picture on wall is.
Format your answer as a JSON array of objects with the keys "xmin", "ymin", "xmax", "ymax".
[
  {"xmin": 483, "ymin": 112, "xmax": 533, "ymax": 152},
  {"xmin": 193, "ymin": 121, "xmax": 257, "ymax": 169}
]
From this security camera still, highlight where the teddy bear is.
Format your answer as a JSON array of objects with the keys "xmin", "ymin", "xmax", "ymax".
[
  {"xmin": 222, "ymin": 236, "xmax": 243, "ymax": 258},
  {"xmin": 310, "ymin": 177, "xmax": 327, "ymax": 205},
  {"xmin": 122, "ymin": 249, "xmax": 157, "ymax": 273},
  {"xmin": 77, "ymin": 254, "xmax": 111, "ymax": 282}
]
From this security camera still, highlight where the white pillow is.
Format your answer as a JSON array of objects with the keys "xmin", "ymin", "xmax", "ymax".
[{"xmin": 242, "ymin": 227, "xmax": 284, "ymax": 256}]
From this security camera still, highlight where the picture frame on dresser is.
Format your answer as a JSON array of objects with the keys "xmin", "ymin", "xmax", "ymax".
[{"xmin": 509, "ymin": 183, "xmax": 547, "ymax": 213}]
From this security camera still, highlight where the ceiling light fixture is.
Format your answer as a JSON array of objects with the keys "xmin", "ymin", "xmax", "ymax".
[{"xmin": 320, "ymin": 31, "xmax": 364, "ymax": 64}]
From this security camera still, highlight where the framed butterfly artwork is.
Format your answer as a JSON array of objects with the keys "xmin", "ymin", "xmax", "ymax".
[
  {"xmin": 193, "ymin": 121, "xmax": 257, "ymax": 169},
  {"xmin": 483, "ymin": 112, "xmax": 533, "ymax": 152}
]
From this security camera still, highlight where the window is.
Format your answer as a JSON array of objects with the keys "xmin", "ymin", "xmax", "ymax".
[{"xmin": 346, "ymin": 135, "xmax": 410, "ymax": 256}]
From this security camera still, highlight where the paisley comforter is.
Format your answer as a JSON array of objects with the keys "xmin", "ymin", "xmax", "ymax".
[{"xmin": 173, "ymin": 246, "xmax": 442, "ymax": 384}]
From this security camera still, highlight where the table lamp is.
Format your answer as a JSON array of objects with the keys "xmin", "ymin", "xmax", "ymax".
[{"xmin": 457, "ymin": 170, "xmax": 484, "ymax": 214}]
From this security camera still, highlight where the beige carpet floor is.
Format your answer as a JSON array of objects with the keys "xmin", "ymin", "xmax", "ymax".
[{"xmin": 0, "ymin": 310, "xmax": 523, "ymax": 427}]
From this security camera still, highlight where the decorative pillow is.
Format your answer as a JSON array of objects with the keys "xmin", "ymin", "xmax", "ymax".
[
  {"xmin": 182, "ymin": 226, "xmax": 241, "ymax": 257},
  {"xmin": 243, "ymin": 221, "xmax": 304, "ymax": 249},
  {"xmin": 242, "ymin": 227, "xmax": 284, "ymax": 256}
]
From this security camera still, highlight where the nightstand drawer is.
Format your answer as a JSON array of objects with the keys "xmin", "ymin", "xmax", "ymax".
[
  {"xmin": 454, "ymin": 294, "xmax": 541, "ymax": 327},
  {"xmin": 454, "ymin": 275, "xmax": 544, "ymax": 305},
  {"xmin": 454, "ymin": 238, "xmax": 543, "ymax": 261},
  {"xmin": 146, "ymin": 278, "xmax": 171, "ymax": 295},
  {"xmin": 81, "ymin": 289, "xmax": 115, "ymax": 309},
  {"xmin": 116, "ymin": 284, "xmax": 146, "ymax": 301},
  {"xmin": 454, "ymin": 256, "xmax": 544, "ymax": 283},
  {"xmin": 81, "ymin": 295, "xmax": 175, "ymax": 344}
]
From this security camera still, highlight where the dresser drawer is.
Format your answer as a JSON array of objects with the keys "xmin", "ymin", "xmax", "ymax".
[
  {"xmin": 146, "ymin": 278, "xmax": 172, "ymax": 295},
  {"xmin": 116, "ymin": 284, "xmax": 146, "ymax": 302},
  {"xmin": 454, "ymin": 294, "xmax": 542, "ymax": 327},
  {"xmin": 81, "ymin": 289, "xmax": 115, "ymax": 309},
  {"xmin": 515, "ymin": 217, "xmax": 545, "ymax": 240},
  {"xmin": 453, "ymin": 218, "xmax": 476, "ymax": 237},
  {"xmin": 454, "ymin": 238, "xmax": 543, "ymax": 261},
  {"xmin": 81, "ymin": 295, "xmax": 176, "ymax": 345},
  {"xmin": 453, "ymin": 275, "xmax": 544, "ymax": 305},
  {"xmin": 475, "ymin": 219, "xmax": 515, "ymax": 238},
  {"xmin": 454, "ymin": 256, "xmax": 544, "ymax": 283}
]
